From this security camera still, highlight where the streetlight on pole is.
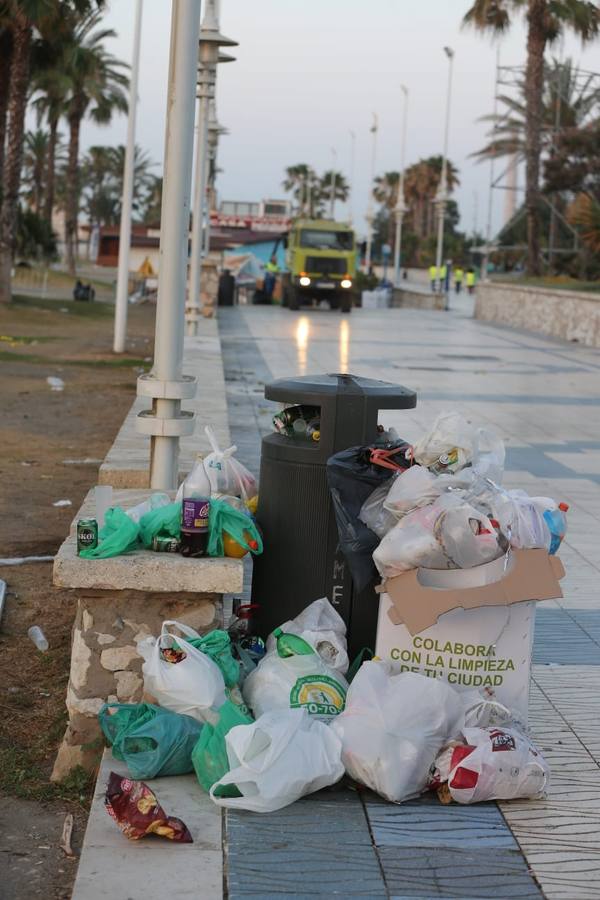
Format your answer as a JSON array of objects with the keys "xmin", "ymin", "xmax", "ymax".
[
  {"xmin": 186, "ymin": 0, "xmax": 237, "ymax": 337},
  {"xmin": 348, "ymin": 129, "xmax": 355, "ymax": 226},
  {"xmin": 136, "ymin": 0, "xmax": 202, "ymax": 490},
  {"xmin": 434, "ymin": 46, "xmax": 454, "ymax": 303},
  {"xmin": 329, "ymin": 147, "xmax": 337, "ymax": 219},
  {"xmin": 393, "ymin": 84, "xmax": 408, "ymax": 288},
  {"xmin": 202, "ymin": 99, "xmax": 228, "ymax": 257},
  {"xmin": 365, "ymin": 112, "xmax": 378, "ymax": 273},
  {"xmin": 113, "ymin": 0, "xmax": 143, "ymax": 354}
]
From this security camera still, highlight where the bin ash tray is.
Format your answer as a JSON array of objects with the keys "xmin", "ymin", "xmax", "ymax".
[{"xmin": 381, "ymin": 549, "xmax": 565, "ymax": 636}]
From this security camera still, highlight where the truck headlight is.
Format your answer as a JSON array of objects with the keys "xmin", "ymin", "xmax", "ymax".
[
  {"xmin": 341, "ymin": 278, "xmax": 352, "ymax": 289},
  {"xmin": 299, "ymin": 276, "xmax": 311, "ymax": 287}
]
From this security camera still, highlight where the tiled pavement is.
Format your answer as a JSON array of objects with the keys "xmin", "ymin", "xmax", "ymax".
[{"xmin": 218, "ymin": 300, "xmax": 600, "ymax": 899}]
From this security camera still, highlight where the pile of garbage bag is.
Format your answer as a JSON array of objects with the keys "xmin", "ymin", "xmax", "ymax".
[
  {"xmin": 99, "ymin": 596, "xmax": 549, "ymax": 817},
  {"xmin": 328, "ymin": 410, "xmax": 568, "ymax": 584}
]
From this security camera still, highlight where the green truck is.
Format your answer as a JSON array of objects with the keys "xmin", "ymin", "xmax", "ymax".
[{"xmin": 281, "ymin": 218, "xmax": 356, "ymax": 313}]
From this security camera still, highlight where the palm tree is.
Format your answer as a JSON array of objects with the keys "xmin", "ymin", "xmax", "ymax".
[
  {"xmin": 319, "ymin": 170, "xmax": 350, "ymax": 216},
  {"xmin": 0, "ymin": 27, "xmax": 13, "ymax": 183},
  {"xmin": 464, "ymin": 0, "xmax": 600, "ymax": 276},
  {"xmin": 282, "ymin": 164, "xmax": 319, "ymax": 215},
  {"xmin": 142, "ymin": 174, "xmax": 162, "ymax": 225},
  {"xmin": 108, "ymin": 144, "xmax": 156, "ymax": 219},
  {"xmin": 0, "ymin": 0, "xmax": 105, "ymax": 303},
  {"xmin": 61, "ymin": 10, "xmax": 128, "ymax": 273},
  {"xmin": 374, "ymin": 171, "xmax": 400, "ymax": 210},
  {"xmin": 21, "ymin": 128, "xmax": 49, "ymax": 214}
]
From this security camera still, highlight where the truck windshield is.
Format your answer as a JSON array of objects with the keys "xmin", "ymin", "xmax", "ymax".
[{"xmin": 299, "ymin": 229, "xmax": 354, "ymax": 251}]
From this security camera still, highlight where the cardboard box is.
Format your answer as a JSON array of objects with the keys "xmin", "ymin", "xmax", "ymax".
[{"xmin": 375, "ymin": 549, "xmax": 565, "ymax": 723}]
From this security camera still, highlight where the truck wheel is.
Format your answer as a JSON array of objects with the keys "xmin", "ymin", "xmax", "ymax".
[
  {"xmin": 281, "ymin": 284, "xmax": 289, "ymax": 308},
  {"xmin": 341, "ymin": 293, "xmax": 352, "ymax": 313},
  {"xmin": 289, "ymin": 288, "xmax": 299, "ymax": 311}
]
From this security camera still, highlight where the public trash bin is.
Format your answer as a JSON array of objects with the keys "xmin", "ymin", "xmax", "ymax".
[
  {"xmin": 251, "ymin": 373, "xmax": 416, "ymax": 659},
  {"xmin": 217, "ymin": 270, "xmax": 236, "ymax": 306}
]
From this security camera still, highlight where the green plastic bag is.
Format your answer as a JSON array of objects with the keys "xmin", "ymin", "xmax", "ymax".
[
  {"xmin": 192, "ymin": 700, "xmax": 253, "ymax": 796},
  {"xmin": 99, "ymin": 702, "xmax": 202, "ymax": 779},
  {"xmin": 79, "ymin": 507, "xmax": 140, "ymax": 559},
  {"xmin": 187, "ymin": 629, "xmax": 240, "ymax": 688},
  {"xmin": 207, "ymin": 499, "xmax": 263, "ymax": 558},
  {"xmin": 139, "ymin": 501, "xmax": 182, "ymax": 549}
]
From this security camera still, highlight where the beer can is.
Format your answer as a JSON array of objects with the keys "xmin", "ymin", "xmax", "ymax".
[
  {"xmin": 151, "ymin": 535, "xmax": 181, "ymax": 553},
  {"xmin": 77, "ymin": 518, "xmax": 98, "ymax": 554}
]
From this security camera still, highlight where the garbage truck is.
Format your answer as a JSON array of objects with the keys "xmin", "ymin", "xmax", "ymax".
[{"xmin": 281, "ymin": 218, "xmax": 356, "ymax": 313}]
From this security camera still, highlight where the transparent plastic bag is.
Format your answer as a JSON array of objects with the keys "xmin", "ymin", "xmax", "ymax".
[
  {"xmin": 203, "ymin": 426, "xmax": 258, "ymax": 501},
  {"xmin": 264, "ymin": 598, "xmax": 349, "ymax": 675},
  {"xmin": 358, "ymin": 479, "xmax": 399, "ymax": 538},
  {"xmin": 413, "ymin": 411, "xmax": 505, "ymax": 483},
  {"xmin": 373, "ymin": 493, "xmax": 505, "ymax": 578}
]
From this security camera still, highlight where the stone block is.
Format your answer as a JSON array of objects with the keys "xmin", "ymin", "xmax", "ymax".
[{"xmin": 100, "ymin": 645, "xmax": 139, "ymax": 672}]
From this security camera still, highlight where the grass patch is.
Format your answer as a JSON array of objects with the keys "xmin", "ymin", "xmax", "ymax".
[
  {"xmin": 0, "ymin": 348, "xmax": 150, "ymax": 369},
  {"xmin": 0, "ymin": 743, "xmax": 95, "ymax": 807},
  {"xmin": 11, "ymin": 294, "xmax": 114, "ymax": 317},
  {"xmin": 0, "ymin": 334, "xmax": 59, "ymax": 346}
]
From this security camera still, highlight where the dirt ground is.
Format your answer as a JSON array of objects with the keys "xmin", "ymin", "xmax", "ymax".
[{"xmin": 0, "ymin": 294, "xmax": 156, "ymax": 899}]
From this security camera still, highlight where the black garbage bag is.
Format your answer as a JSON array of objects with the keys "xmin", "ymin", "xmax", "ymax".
[{"xmin": 327, "ymin": 440, "xmax": 412, "ymax": 591}]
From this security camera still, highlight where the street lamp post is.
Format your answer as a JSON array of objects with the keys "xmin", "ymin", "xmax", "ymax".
[
  {"xmin": 365, "ymin": 112, "xmax": 378, "ymax": 273},
  {"xmin": 393, "ymin": 84, "xmax": 408, "ymax": 288},
  {"xmin": 329, "ymin": 147, "xmax": 337, "ymax": 219},
  {"xmin": 113, "ymin": 0, "xmax": 143, "ymax": 354},
  {"xmin": 434, "ymin": 46, "xmax": 454, "ymax": 305},
  {"xmin": 202, "ymin": 99, "xmax": 228, "ymax": 258},
  {"xmin": 136, "ymin": 0, "xmax": 202, "ymax": 490},
  {"xmin": 186, "ymin": 0, "xmax": 237, "ymax": 337}
]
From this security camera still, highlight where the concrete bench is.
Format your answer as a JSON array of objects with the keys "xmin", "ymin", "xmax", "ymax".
[
  {"xmin": 51, "ymin": 488, "xmax": 244, "ymax": 781},
  {"xmin": 99, "ymin": 322, "xmax": 231, "ymax": 489}
]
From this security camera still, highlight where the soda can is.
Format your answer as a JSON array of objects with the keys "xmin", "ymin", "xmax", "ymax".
[
  {"xmin": 77, "ymin": 518, "xmax": 98, "ymax": 554},
  {"xmin": 151, "ymin": 535, "xmax": 181, "ymax": 553}
]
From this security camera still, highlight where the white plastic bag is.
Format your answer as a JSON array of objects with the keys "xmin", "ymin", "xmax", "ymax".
[
  {"xmin": 413, "ymin": 411, "xmax": 476, "ymax": 472},
  {"xmin": 243, "ymin": 644, "xmax": 348, "ymax": 721},
  {"xmin": 431, "ymin": 726, "xmax": 550, "ymax": 803},
  {"xmin": 203, "ymin": 426, "xmax": 258, "ymax": 501},
  {"xmin": 264, "ymin": 598, "xmax": 349, "ymax": 675},
  {"xmin": 209, "ymin": 708, "xmax": 344, "ymax": 813},
  {"xmin": 359, "ymin": 479, "xmax": 400, "ymax": 538},
  {"xmin": 331, "ymin": 663, "xmax": 464, "ymax": 803},
  {"xmin": 374, "ymin": 493, "xmax": 505, "ymax": 577},
  {"xmin": 138, "ymin": 620, "xmax": 226, "ymax": 723}
]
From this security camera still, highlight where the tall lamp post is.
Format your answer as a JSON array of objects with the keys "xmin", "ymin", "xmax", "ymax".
[
  {"xmin": 113, "ymin": 0, "xmax": 143, "ymax": 354},
  {"xmin": 434, "ymin": 46, "xmax": 454, "ymax": 303},
  {"xmin": 202, "ymin": 98, "xmax": 228, "ymax": 258},
  {"xmin": 365, "ymin": 112, "xmax": 378, "ymax": 272},
  {"xmin": 186, "ymin": 0, "xmax": 237, "ymax": 337},
  {"xmin": 136, "ymin": 0, "xmax": 202, "ymax": 490},
  {"xmin": 393, "ymin": 84, "xmax": 408, "ymax": 288}
]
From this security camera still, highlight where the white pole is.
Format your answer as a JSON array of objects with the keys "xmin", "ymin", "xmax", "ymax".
[
  {"xmin": 348, "ymin": 130, "xmax": 355, "ymax": 226},
  {"xmin": 393, "ymin": 84, "xmax": 408, "ymax": 288},
  {"xmin": 187, "ymin": 85, "xmax": 211, "ymax": 336},
  {"xmin": 329, "ymin": 147, "xmax": 337, "ymax": 219},
  {"xmin": 113, "ymin": 0, "xmax": 143, "ymax": 354},
  {"xmin": 365, "ymin": 112, "xmax": 377, "ymax": 272},
  {"xmin": 150, "ymin": 0, "xmax": 202, "ymax": 489},
  {"xmin": 434, "ymin": 47, "xmax": 454, "ymax": 301},
  {"xmin": 483, "ymin": 45, "xmax": 500, "ymax": 281}
]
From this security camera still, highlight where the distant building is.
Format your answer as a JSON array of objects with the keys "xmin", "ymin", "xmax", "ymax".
[{"xmin": 95, "ymin": 199, "xmax": 292, "ymax": 272}]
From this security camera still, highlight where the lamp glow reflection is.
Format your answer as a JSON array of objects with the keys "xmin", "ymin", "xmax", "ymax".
[
  {"xmin": 295, "ymin": 316, "xmax": 310, "ymax": 375},
  {"xmin": 339, "ymin": 319, "xmax": 350, "ymax": 372}
]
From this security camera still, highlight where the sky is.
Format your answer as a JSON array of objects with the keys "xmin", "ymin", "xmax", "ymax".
[{"xmin": 80, "ymin": 0, "xmax": 600, "ymax": 240}]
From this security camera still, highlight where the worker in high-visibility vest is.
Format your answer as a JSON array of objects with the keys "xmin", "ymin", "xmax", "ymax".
[
  {"xmin": 439, "ymin": 262, "xmax": 447, "ymax": 293},
  {"xmin": 454, "ymin": 265, "xmax": 464, "ymax": 294},
  {"xmin": 263, "ymin": 255, "xmax": 278, "ymax": 302},
  {"xmin": 429, "ymin": 264, "xmax": 437, "ymax": 292},
  {"xmin": 466, "ymin": 268, "xmax": 476, "ymax": 294}
]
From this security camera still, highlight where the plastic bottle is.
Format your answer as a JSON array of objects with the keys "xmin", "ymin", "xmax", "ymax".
[
  {"xmin": 28, "ymin": 625, "xmax": 49, "ymax": 652},
  {"xmin": 180, "ymin": 455, "xmax": 211, "ymax": 557},
  {"xmin": 543, "ymin": 502, "xmax": 569, "ymax": 555},
  {"xmin": 273, "ymin": 628, "xmax": 315, "ymax": 658}
]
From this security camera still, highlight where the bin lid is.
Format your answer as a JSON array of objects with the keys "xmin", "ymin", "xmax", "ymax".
[{"xmin": 265, "ymin": 373, "xmax": 416, "ymax": 409}]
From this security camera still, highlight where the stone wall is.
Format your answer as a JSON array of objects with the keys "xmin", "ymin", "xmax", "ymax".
[
  {"xmin": 475, "ymin": 281, "xmax": 600, "ymax": 347},
  {"xmin": 52, "ymin": 589, "xmax": 221, "ymax": 781},
  {"xmin": 391, "ymin": 288, "xmax": 446, "ymax": 310}
]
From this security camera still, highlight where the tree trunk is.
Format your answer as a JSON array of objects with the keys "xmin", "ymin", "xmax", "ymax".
[
  {"xmin": 66, "ymin": 108, "xmax": 82, "ymax": 276},
  {"xmin": 0, "ymin": 17, "xmax": 31, "ymax": 304},
  {"xmin": 0, "ymin": 30, "xmax": 13, "ymax": 189},
  {"xmin": 43, "ymin": 114, "xmax": 58, "ymax": 226},
  {"xmin": 524, "ymin": 0, "xmax": 546, "ymax": 277}
]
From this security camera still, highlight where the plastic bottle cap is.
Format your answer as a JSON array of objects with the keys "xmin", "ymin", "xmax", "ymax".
[{"xmin": 559, "ymin": 502, "xmax": 569, "ymax": 512}]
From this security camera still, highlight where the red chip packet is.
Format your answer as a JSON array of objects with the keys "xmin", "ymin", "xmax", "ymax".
[{"xmin": 105, "ymin": 771, "xmax": 193, "ymax": 843}]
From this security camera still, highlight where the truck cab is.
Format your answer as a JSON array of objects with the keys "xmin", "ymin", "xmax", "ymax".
[{"xmin": 282, "ymin": 218, "xmax": 356, "ymax": 313}]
